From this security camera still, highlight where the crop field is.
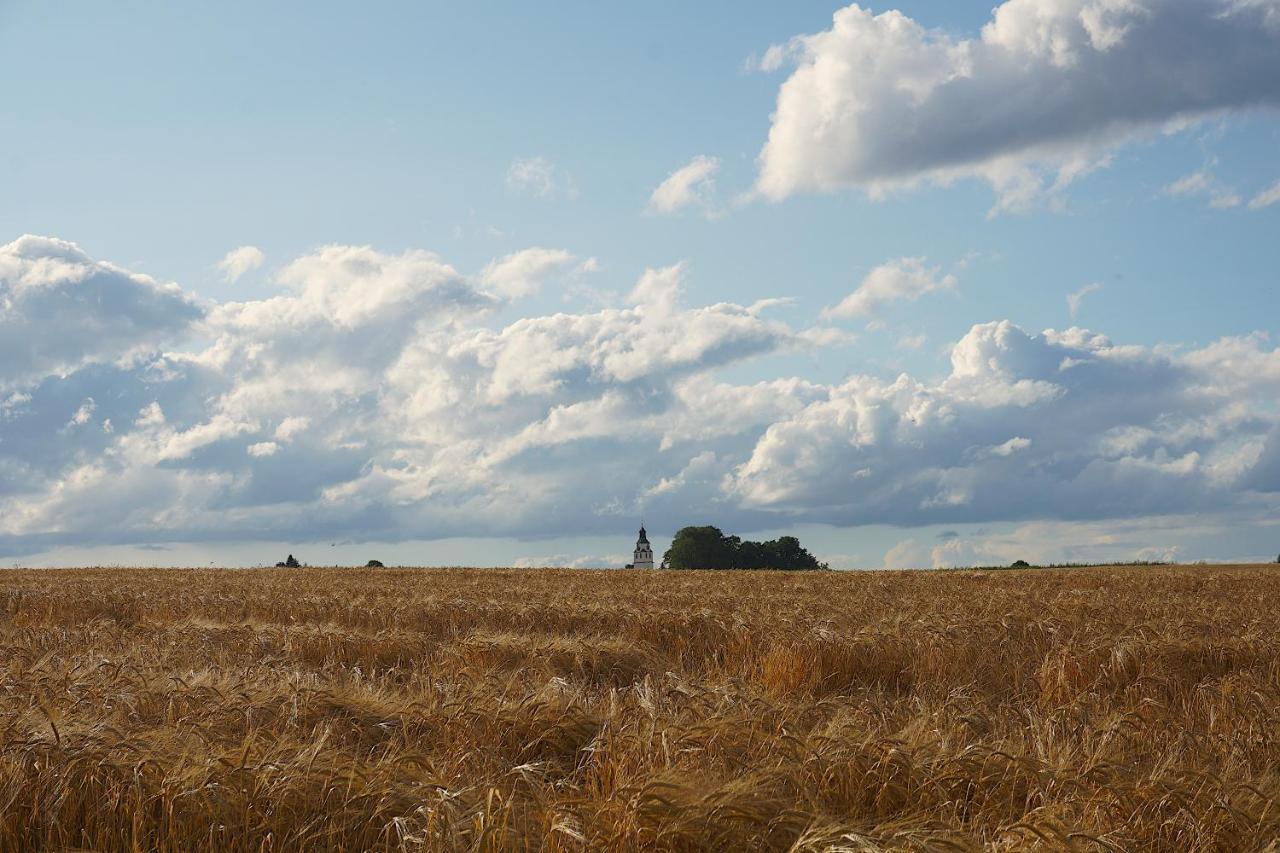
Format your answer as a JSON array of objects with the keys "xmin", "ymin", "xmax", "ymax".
[{"xmin": 2, "ymin": 565, "xmax": 1280, "ymax": 851}]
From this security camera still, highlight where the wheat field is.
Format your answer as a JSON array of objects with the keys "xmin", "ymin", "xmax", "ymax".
[{"xmin": 1, "ymin": 565, "xmax": 1279, "ymax": 851}]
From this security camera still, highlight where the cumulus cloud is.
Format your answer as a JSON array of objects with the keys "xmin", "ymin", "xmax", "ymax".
[
  {"xmin": 507, "ymin": 156, "xmax": 576, "ymax": 199},
  {"xmin": 823, "ymin": 257, "xmax": 955, "ymax": 319},
  {"xmin": 274, "ymin": 416, "xmax": 310, "ymax": 441},
  {"xmin": 0, "ymin": 235, "xmax": 203, "ymax": 390},
  {"xmin": 216, "ymin": 246, "xmax": 265, "ymax": 282},
  {"xmin": 3, "ymin": 235, "xmax": 1280, "ymax": 559},
  {"xmin": 0, "ymin": 239, "xmax": 824, "ymax": 553},
  {"xmin": 479, "ymin": 247, "xmax": 578, "ymax": 299},
  {"xmin": 755, "ymin": 1, "xmax": 1280, "ymax": 212},
  {"xmin": 648, "ymin": 155, "xmax": 721, "ymax": 215},
  {"xmin": 730, "ymin": 319, "xmax": 1280, "ymax": 527}
]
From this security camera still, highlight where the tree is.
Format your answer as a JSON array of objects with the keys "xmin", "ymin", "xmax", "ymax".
[
  {"xmin": 664, "ymin": 526, "xmax": 828, "ymax": 570},
  {"xmin": 734, "ymin": 538, "xmax": 770, "ymax": 569},
  {"xmin": 664, "ymin": 526, "xmax": 738, "ymax": 570}
]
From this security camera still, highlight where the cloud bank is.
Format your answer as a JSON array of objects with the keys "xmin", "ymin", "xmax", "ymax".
[
  {"xmin": 755, "ymin": 0, "xmax": 1280, "ymax": 211},
  {"xmin": 2, "ymin": 236, "xmax": 1279, "ymax": 558}
]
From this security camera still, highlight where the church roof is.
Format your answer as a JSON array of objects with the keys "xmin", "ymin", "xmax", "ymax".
[{"xmin": 637, "ymin": 525, "xmax": 648, "ymax": 542}]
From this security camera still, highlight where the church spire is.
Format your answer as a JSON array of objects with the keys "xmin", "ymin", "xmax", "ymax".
[{"xmin": 632, "ymin": 522, "xmax": 654, "ymax": 569}]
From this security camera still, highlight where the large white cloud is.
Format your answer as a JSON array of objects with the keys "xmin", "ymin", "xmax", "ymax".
[
  {"xmin": 755, "ymin": 0, "xmax": 1280, "ymax": 211},
  {"xmin": 0, "ymin": 239, "xmax": 824, "ymax": 552},
  {"xmin": 0, "ymin": 236, "xmax": 203, "ymax": 389},
  {"xmin": 730, "ymin": 320, "xmax": 1280, "ymax": 525},
  {"xmin": 2, "ymin": 236, "xmax": 1279, "ymax": 558}
]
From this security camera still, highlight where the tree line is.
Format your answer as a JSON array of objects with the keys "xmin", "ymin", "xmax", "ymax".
[{"xmin": 662, "ymin": 526, "xmax": 828, "ymax": 570}]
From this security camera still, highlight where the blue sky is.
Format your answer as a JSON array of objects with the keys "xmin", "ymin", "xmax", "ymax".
[{"xmin": 2, "ymin": 1, "xmax": 1279, "ymax": 568}]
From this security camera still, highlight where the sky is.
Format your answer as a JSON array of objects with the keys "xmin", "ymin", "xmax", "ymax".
[{"xmin": 2, "ymin": 0, "xmax": 1279, "ymax": 569}]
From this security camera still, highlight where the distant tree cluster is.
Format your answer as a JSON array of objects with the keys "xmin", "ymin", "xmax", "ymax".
[
  {"xmin": 271, "ymin": 555, "xmax": 387, "ymax": 568},
  {"xmin": 663, "ymin": 526, "xmax": 828, "ymax": 570}
]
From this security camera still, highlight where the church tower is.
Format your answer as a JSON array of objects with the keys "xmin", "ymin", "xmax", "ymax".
[{"xmin": 632, "ymin": 524, "xmax": 654, "ymax": 569}]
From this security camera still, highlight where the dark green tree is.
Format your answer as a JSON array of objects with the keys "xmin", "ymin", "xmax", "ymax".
[
  {"xmin": 664, "ymin": 526, "xmax": 827, "ymax": 570},
  {"xmin": 760, "ymin": 536, "xmax": 824, "ymax": 570},
  {"xmin": 734, "ymin": 538, "xmax": 770, "ymax": 569},
  {"xmin": 663, "ymin": 526, "xmax": 738, "ymax": 570}
]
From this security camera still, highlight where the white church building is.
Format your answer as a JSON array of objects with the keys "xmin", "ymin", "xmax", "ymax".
[{"xmin": 628, "ymin": 524, "xmax": 654, "ymax": 569}]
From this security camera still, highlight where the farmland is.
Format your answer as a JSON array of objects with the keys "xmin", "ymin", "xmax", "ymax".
[{"xmin": 2, "ymin": 564, "xmax": 1279, "ymax": 850}]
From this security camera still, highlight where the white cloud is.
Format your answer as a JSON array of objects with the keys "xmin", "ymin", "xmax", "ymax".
[
  {"xmin": 1249, "ymin": 180, "xmax": 1280, "ymax": 210},
  {"xmin": 211, "ymin": 243, "xmax": 490, "ymax": 336},
  {"xmin": 643, "ymin": 450, "xmax": 720, "ymax": 498},
  {"xmin": 507, "ymin": 156, "xmax": 576, "ymax": 199},
  {"xmin": 762, "ymin": 43, "xmax": 791, "ymax": 72},
  {"xmin": 730, "ymin": 318, "xmax": 1280, "ymax": 527},
  {"xmin": 274, "ymin": 416, "xmax": 310, "ymax": 441},
  {"xmin": 980, "ymin": 436, "xmax": 1032, "ymax": 458},
  {"xmin": 1067, "ymin": 282, "xmax": 1103, "ymax": 318},
  {"xmin": 0, "ymin": 235, "xmax": 203, "ymax": 390},
  {"xmin": 215, "ymin": 246, "xmax": 265, "ymax": 283},
  {"xmin": 479, "ymin": 247, "xmax": 577, "ymax": 299},
  {"xmin": 648, "ymin": 155, "xmax": 721, "ymax": 215},
  {"xmin": 755, "ymin": 1, "xmax": 1280, "ymax": 212},
  {"xmin": 895, "ymin": 333, "xmax": 927, "ymax": 351},
  {"xmin": 1, "ymin": 392, "xmax": 31, "ymax": 419},
  {"xmin": 0, "ymin": 239, "xmax": 823, "ymax": 553},
  {"xmin": 3, "ymin": 236, "xmax": 1280, "ymax": 560},
  {"xmin": 823, "ymin": 257, "xmax": 955, "ymax": 319},
  {"xmin": 65, "ymin": 398, "xmax": 96, "ymax": 429},
  {"xmin": 1164, "ymin": 171, "xmax": 1210, "ymax": 196},
  {"xmin": 1162, "ymin": 169, "xmax": 1241, "ymax": 209}
]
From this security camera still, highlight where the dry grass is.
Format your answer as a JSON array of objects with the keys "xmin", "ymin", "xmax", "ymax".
[{"xmin": 2, "ymin": 564, "xmax": 1280, "ymax": 851}]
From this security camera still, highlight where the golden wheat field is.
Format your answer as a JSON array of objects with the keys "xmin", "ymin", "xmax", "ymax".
[{"xmin": 2, "ymin": 565, "xmax": 1280, "ymax": 851}]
